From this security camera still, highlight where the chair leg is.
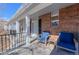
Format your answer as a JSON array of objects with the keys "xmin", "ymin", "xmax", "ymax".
[
  {"xmin": 45, "ymin": 41, "xmax": 48, "ymax": 46},
  {"xmin": 75, "ymin": 51, "xmax": 78, "ymax": 55},
  {"xmin": 75, "ymin": 41, "xmax": 78, "ymax": 55},
  {"xmin": 45, "ymin": 42, "xmax": 48, "ymax": 46}
]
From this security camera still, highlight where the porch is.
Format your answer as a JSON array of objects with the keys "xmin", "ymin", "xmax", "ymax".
[
  {"xmin": 0, "ymin": 32, "xmax": 76, "ymax": 55},
  {"xmin": 0, "ymin": 32, "xmax": 54, "ymax": 55},
  {"xmin": 0, "ymin": 3, "xmax": 79, "ymax": 55}
]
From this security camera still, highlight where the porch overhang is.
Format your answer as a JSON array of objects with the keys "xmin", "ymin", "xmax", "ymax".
[{"xmin": 7, "ymin": 3, "xmax": 53, "ymax": 25}]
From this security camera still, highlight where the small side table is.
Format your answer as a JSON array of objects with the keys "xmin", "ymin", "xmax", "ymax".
[{"xmin": 48, "ymin": 35, "xmax": 59, "ymax": 45}]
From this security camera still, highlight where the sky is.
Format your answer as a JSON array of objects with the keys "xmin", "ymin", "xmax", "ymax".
[{"xmin": 0, "ymin": 3, "xmax": 22, "ymax": 21}]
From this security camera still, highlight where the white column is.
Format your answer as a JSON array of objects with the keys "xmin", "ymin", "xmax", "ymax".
[
  {"xmin": 8, "ymin": 24, "xmax": 11, "ymax": 34},
  {"xmin": 15, "ymin": 20, "xmax": 20, "ymax": 47},
  {"xmin": 16, "ymin": 20, "xmax": 19, "ymax": 33},
  {"xmin": 25, "ymin": 15, "xmax": 30, "ymax": 47}
]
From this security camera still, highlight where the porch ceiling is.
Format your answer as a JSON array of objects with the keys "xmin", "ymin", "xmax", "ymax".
[
  {"xmin": 7, "ymin": 3, "xmax": 32, "ymax": 25},
  {"xmin": 8, "ymin": 3, "xmax": 75, "ymax": 24},
  {"xmin": 30, "ymin": 3, "xmax": 74, "ymax": 20}
]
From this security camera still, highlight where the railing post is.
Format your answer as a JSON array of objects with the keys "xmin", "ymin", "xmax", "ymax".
[
  {"xmin": 12, "ymin": 34, "xmax": 15, "ymax": 49},
  {"xmin": 8, "ymin": 34, "xmax": 10, "ymax": 50},
  {"xmin": 1, "ymin": 36, "xmax": 3, "ymax": 52},
  {"xmin": 5, "ymin": 35, "xmax": 7, "ymax": 51},
  {"xmin": 19, "ymin": 34, "xmax": 21, "ymax": 45}
]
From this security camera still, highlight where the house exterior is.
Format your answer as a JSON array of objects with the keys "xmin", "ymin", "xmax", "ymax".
[
  {"xmin": 1, "ymin": 3, "xmax": 78, "ymax": 54},
  {"xmin": 7, "ymin": 3, "xmax": 78, "ymax": 44},
  {"xmin": 8, "ymin": 3, "xmax": 79, "ymax": 34},
  {"xmin": 0, "ymin": 19, "xmax": 7, "ymax": 30},
  {"xmin": 0, "ymin": 19, "xmax": 8, "ymax": 35}
]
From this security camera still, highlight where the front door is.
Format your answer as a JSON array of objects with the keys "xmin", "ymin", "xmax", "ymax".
[{"xmin": 38, "ymin": 19, "xmax": 42, "ymax": 34}]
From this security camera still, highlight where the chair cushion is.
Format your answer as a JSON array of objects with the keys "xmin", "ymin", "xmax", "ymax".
[
  {"xmin": 59, "ymin": 32, "xmax": 74, "ymax": 43},
  {"xmin": 57, "ymin": 41, "xmax": 76, "ymax": 51}
]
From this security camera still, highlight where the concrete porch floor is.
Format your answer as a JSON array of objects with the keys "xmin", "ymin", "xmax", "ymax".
[
  {"xmin": 3, "ymin": 40, "xmax": 78, "ymax": 55},
  {"xmin": 6, "ymin": 40, "xmax": 54, "ymax": 55}
]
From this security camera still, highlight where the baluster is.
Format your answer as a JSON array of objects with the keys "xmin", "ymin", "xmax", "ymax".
[
  {"xmin": 12, "ymin": 34, "xmax": 14, "ymax": 49},
  {"xmin": 8, "ymin": 34, "xmax": 10, "ymax": 50},
  {"xmin": 19, "ymin": 33, "xmax": 20, "ymax": 45},
  {"xmin": 5, "ymin": 35, "xmax": 7, "ymax": 51},
  {"xmin": 1, "ymin": 36, "xmax": 3, "ymax": 52}
]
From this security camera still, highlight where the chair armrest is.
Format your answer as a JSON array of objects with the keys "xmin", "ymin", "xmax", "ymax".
[
  {"xmin": 37, "ymin": 34, "xmax": 41, "ymax": 41},
  {"xmin": 74, "ymin": 39, "xmax": 78, "ymax": 54},
  {"xmin": 45, "ymin": 35, "xmax": 50, "ymax": 45},
  {"xmin": 45, "ymin": 35, "xmax": 49, "ymax": 40}
]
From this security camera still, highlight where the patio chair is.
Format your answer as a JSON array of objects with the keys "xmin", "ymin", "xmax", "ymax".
[
  {"xmin": 38, "ymin": 31, "xmax": 50, "ymax": 45},
  {"xmin": 56, "ymin": 32, "xmax": 77, "ymax": 54}
]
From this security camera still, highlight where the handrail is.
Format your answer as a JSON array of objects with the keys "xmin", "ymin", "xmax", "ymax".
[{"xmin": 0, "ymin": 32, "xmax": 26, "ymax": 54}]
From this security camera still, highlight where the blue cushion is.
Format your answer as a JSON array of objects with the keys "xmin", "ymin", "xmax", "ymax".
[
  {"xmin": 59, "ymin": 32, "xmax": 74, "ymax": 43},
  {"xmin": 57, "ymin": 32, "xmax": 76, "ymax": 52},
  {"xmin": 57, "ymin": 41, "xmax": 76, "ymax": 51}
]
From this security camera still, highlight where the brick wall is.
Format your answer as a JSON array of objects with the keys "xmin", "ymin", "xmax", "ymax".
[
  {"xmin": 40, "ymin": 13, "xmax": 52, "ymax": 33},
  {"xmin": 59, "ymin": 4, "xmax": 79, "ymax": 34},
  {"xmin": 39, "ymin": 13, "xmax": 60, "ymax": 34},
  {"xmin": 39, "ymin": 4, "xmax": 79, "ymax": 35}
]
